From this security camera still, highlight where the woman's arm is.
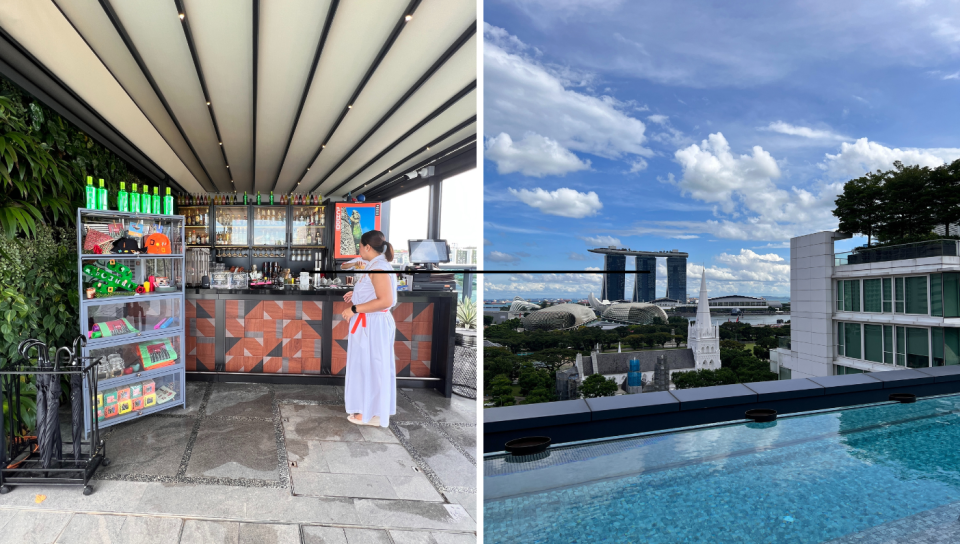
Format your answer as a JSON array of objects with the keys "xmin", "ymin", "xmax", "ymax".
[{"xmin": 355, "ymin": 273, "xmax": 394, "ymax": 313}]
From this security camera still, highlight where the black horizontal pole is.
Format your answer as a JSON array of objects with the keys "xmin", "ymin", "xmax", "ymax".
[{"xmin": 322, "ymin": 270, "xmax": 650, "ymax": 274}]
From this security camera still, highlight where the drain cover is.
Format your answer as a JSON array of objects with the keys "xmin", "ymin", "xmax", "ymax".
[{"xmin": 290, "ymin": 461, "xmax": 297, "ymax": 467}]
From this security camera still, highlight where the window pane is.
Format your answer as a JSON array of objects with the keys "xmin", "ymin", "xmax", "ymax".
[
  {"xmin": 945, "ymin": 273, "xmax": 960, "ymax": 318},
  {"xmin": 838, "ymin": 322, "xmax": 845, "ymax": 357},
  {"xmin": 905, "ymin": 277, "xmax": 928, "ymax": 315},
  {"xmin": 844, "ymin": 322, "xmax": 861, "ymax": 359},
  {"xmin": 439, "ymin": 169, "xmax": 479, "ymax": 267},
  {"xmin": 882, "ymin": 278, "xmax": 892, "ymax": 313},
  {"xmin": 896, "ymin": 326, "xmax": 906, "ymax": 365},
  {"xmin": 844, "ymin": 280, "xmax": 860, "ymax": 312},
  {"xmin": 933, "ymin": 327, "xmax": 944, "ymax": 366},
  {"xmin": 837, "ymin": 281, "xmax": 843, "ymax": 312},
  {"xmin": 387, "ymin": 186, "xmax": 430, "ymax": 267},
  {"xmin": 846, "ymin": 367, "xmax": 863, "ymax": 374},
  {"xmin": 946, "ymin": 328, "xmax": 960, "ymax": 366},
  {"xmin": 932, "ymin": 274, "xmax": 943, "ymax": 317},
  {"xmin": 895, "ymin": 278, "xmax": 904, "ymax": 313},
  {"xmin": 835, "ymin": 364, "xmax": 845, "ymax": 375},
  {"xmin": 863, "ymin": 279, "xmax": 881, "ymax": 313},
  {"xmin": 905, "ymin": 327, "xmax": 929, "ymax": 368},
  {"xmin": 864, "ymin": 324, "xmax": 883, "ymax": 362},
  {"xmin": 883, "ymin": 325, "xmax": 893, "ymax": 365}
]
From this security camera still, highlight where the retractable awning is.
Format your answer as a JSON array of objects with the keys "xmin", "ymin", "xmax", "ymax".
[{"xmin": 0, "ymin": 0, "xmax": 476, "ymax": 197}]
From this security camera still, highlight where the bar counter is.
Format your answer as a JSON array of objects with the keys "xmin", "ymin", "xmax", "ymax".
[{"xmin": 185, "ymin": 287, "xmax": 458, "ymax": 397}]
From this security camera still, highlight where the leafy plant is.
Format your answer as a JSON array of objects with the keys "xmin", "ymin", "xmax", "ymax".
[
  {"xmin": 456, "ymin": 298, "xmax": 477, "ymax": 329},
  {"xmin": 579, "ymin": 373, "xmax": 617, "ymax": 398}
]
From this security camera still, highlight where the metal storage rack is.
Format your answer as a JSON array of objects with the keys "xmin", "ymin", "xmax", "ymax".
[{"xmin": 76, "ymin": 208, "xmax": 187, "ymax": 432}]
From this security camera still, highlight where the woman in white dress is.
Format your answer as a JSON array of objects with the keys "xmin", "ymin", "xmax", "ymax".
[{"xmin": 341, "ymin": 230, "xmax": 397, "ymax": 427}]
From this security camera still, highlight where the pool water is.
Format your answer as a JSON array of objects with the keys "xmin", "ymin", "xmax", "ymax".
[{"xmin": 484, "ymin": 395, "xmax": 960, "ymax": 543}]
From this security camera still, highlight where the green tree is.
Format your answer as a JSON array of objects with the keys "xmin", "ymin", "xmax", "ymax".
[
  {"xmin": 529, "ymin": 347, "xmax": 576, "ymax": 374},
  {"xmin": 930, "ymin": 158, "xmax": 960, "ymax": 237},
  {"xmin": 625, "ymin": 334, "xmax": 646, "ymax": 351},
  {"xmin": 579, "ymin": 374, "xmax": 618, "ymax": 398},
  {"xmin": 833, "ymin": 171, "xmax": 885, "ymax": 246},
  {"xmin": 523, "ymin": 387, "xmax": 557, "ymax": 404},
  {"xmin": 652, "ymin": 332, "xmax": 671, "ymax": 348},
  {"xmin": 484, "ymin": 315, "xmax": 494, "ymax": 326},
  {"xmin": 489, "ymin": 374, "xmax": 515, "ymax": 407},
  {"xmin": 517, "ymin": 363, "xmax": 553, "ymax": 395},
  {"xmin": 876, "ymin": 162, "xmax": 936, "ymax": 243}
]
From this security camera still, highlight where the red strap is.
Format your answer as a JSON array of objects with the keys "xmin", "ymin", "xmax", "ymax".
[{"xmin": 350, "ymin": 313, "xmax": 367, "ymax": 334}]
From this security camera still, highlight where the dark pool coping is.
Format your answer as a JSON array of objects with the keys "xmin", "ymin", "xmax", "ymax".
[{"xmin": 483, "ymin": 366, "xmax": 960, "ymax": 453}]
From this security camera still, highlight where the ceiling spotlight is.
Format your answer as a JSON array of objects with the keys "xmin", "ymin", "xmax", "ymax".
[
  {"xmin": 226, "ymin": 165, "xmax": 230, "ymax": 168},
  {"xmin": 405, "ymin": 14, "xmax": 412, "ymax": 21},
  {"xmin": 179, "ymin": 13, "xmax": 185, "ymax": 20},
  {"xmin": 426, "ymin": 146, "xmax": 430, "ymax": 150},
  {"xmin": 347, "ymin": 105, "xmax": 353, "ymax": 109},
  {"xmin": 321, "ymin": 145, "xmax": 325, "ymax": 148},
  {"xmin": 307, "ymin": 168, "xmax": 311, "ymax": 171},
  {"xmin": 405, "ymin": 171, "xmax": 418, "ymax": 180},
  {"xmin": 206, "ymin": 102, "xmax": 211, "ymax": 106},
  {"xmin": 219, "ymin": 142, "xmax": 222, "ymax": 146}
]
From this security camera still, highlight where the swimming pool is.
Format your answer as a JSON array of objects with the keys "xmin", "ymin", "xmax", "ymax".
[{"xmin": 484, "ymin": 394, "xmax": 960, "ymax": 543}]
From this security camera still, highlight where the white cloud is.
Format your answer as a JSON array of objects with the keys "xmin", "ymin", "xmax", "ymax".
[
  {"xmin": 487, "ymin": 251, "xmax": 521, "ymax": 263},
  {"xmin": 628, "ymin": 158, "xmax": 649, "ymax": 173},
  {"xmin": 821, "ymin": 137, "xmax": 960, "ymax": 178},
  {"xmin": 579, "ymin": 234, "xmax": 621, "ymax": 247},
  {"xmin": 509, "ymin": 187, "xmax": 603, "ymax": 218},
  {"xmin": 647, "ymin": 114, "xmax": 669, "ymax": 124},
  {"xmin": 669, "ymin": 234, "xmax": 699, "ymax": 239},
  {"xmin": 944, "ymin": 71, "xmax": 960, "ymax": 80},
  {"xmin": 568, "ymin": 252, "xmax": 587, "ymax": 261},
  {"xmin": 485, "ymin": 132, "xmax": 591, "ymax": 177},
  {"xmin": 484, "ymin": 268, "xmax": 605, "ymax": 297},
  {"xmin": 484, "ymin": 238, "xmax": 492, "ymax": 246},
  {"xmin": 690, "ymin": 250, "xmax": 791, "ymax": 297},
  {"xmin": 483, "ymin": 24, "xmax": 652, "ymax": 164},
  {"xmin": 763, "ymin": 121, "xmax": 847, "ymax": 141}
]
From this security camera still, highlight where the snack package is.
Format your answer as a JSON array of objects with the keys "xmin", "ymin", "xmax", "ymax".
[
  {"xmin": 132, "ymin": 397, "xmax": 145, "ymax": 411},
  {"xmin": 130, "ymin": 383, "xmax": 143, "ymax": 398},
  {"xmin": 97, "ymin": 407, "xmax": 105, "ymax": 422},
  {"xmin": 117, "ymin": 399, "xmax": 133, "ymax": 415},
  {"xmin": 143, "ymin": 393, "xmax": 157, "ymax": 408},
  {"xmin": 155, "ymin": 385, "xmax": 176, "ymax": 404},
  {"xmin": 143, "ymin": 380, "xmax": 156, "ymax": 396},
  {"xmin": 117, "ymin": 386, "xmax": 131, "ymax": 402},
  {"xmin": 104, "ymin": 404, "xmax": 118, "ymax": 418},
  {"xmin": 103, "ymin": 388, "xmax": 118, "ymax": 405},
  {"xmin": 97, "ymin": 392, "xmax": 103, "ymax": 408},
  {"xmin": 96, "ymin": 318, "xmax": 137, "ymax": 338},
  {"xmin": 137, "ymin": 340, "xmax": 177, "ymax": 370}
]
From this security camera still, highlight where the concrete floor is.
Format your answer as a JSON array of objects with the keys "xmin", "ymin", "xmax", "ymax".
[{"xmin": 0, "ymin": 382, "xmax": 477, "ymax": 543}]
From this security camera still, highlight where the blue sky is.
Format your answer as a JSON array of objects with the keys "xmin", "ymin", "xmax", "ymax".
[{"xmin": 482, "ymin": 0, "xmax": 960, "ymax": 300}]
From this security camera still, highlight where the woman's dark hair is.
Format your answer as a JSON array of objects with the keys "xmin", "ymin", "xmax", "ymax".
[{"xmin": 360, "ymin": 230, "xmax": 393, "ymax": 262}]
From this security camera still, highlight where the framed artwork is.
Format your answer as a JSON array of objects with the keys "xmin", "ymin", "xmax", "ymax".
[{"xmin": 333, "ymin": 202, "xmax": 381, "ymax": 259}]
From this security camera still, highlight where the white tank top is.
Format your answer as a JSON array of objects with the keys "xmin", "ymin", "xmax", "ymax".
[{"xmin": 352, "ymin": 254, "xmax": 397, "ymax": 307}]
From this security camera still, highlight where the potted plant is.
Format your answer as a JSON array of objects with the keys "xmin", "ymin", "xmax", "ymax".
[{"xmin": 456, "ymin": 298, "xmax": 477, "ymax": 330}]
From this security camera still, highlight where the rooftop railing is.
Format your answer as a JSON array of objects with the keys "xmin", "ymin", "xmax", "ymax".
[
  {"xmin": 779, "ymin": 336, "xmax": 791, "ymax": 350},
  {"xmin": 835, "ymin": 239, "xmax": 959, "ymax": 267}
]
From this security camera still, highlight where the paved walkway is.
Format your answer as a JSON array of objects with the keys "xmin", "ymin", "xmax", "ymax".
[{"xmin": 0, "ymin": 382, "xmax": 477, "ymax": 543}]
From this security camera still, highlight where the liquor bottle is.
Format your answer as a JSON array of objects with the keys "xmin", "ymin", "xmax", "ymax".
[
  {"xmin": 164, "ymin": 187, "xmax": 174, "ymax": 215},
  {"xmin": 131, "ymin": 183, "xmax": 140, "ymax": 214},
  {"xmin": 257, "ymin": 191, "xmax": 262, "ymax": 205},
  {"xmin": 269, "ymin": 191, "xmax": 274, "ymax": 205},
  {"xmin": 150, "ymin": 187, "xmax": 159, "ymax": 214},
  {"xmin": 84, "ymin": 176, "xmax": 96, "ymax": 209},
  {"xmin": 97, "ymin": 179, "xmax": 108, "ymax": 210},
  {"xmin": 118, "ymin": 182, "xmax": 129, "ymax": 212},
  {"xmin": 243, "ymin": 191, "xmax": 248, "ymax": 205},
  {"xmin": 142, "ymin": 185, "xmax": 150, "ymax": 214}
]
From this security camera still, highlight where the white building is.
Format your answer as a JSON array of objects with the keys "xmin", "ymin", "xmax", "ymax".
[
  {"xmin": 774, "ymin": 232, "xmax": 960, "ymax": 379},
  {"xmin": 687, "ymin": 271, "xmax": 722, "ymax": 370},
  {"xmin": 708, "ymin": 295, "xmax": 770, "ymax": 310}
]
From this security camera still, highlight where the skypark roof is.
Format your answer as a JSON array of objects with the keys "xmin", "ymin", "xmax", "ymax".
[
  {"xmin": 588, "ymin": 247, "xmax": 690, "ymax": 258},
  {"xmin": 0, "ymin": 1, "xmax": 476, "ymax": 196}
]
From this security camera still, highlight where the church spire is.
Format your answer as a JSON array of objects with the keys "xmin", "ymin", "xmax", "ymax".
[{"xmin": 696, "ymin": 269, "xmax": 712, "ymax": 337}]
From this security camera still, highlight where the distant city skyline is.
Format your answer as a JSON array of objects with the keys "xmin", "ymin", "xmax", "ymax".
[{"xmin": 482, "ymin": 1, "xmax": 960, "ymax": 299}]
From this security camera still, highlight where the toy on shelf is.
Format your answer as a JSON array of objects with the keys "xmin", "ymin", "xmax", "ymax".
[
  {"xmin": 117, "ymin": 399, "xmax": 133, "ymax": 415},
  {"xmin": 83, "ymin": 260, "xmax": 137, "ymax": 294},
  {"xmin": 137, "ymin": 339, "xmax": 178, "ymax": 371}
]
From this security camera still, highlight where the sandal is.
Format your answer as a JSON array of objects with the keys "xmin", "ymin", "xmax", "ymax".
[{"xmin": 347, "ymin": 414, "xmax": 381, "ymax": 426}]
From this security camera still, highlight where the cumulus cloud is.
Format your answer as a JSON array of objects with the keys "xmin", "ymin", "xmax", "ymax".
[
  {"xmin": 484, "ymin": 238, "xmax": 491, "ymax": 246},
  {"xmin": 579, "ymin": 234, "xmax": 621, "ymax": 246},
  {"xmin": 763, "ymin": 121, "xmax": 847, "ymax": 141},
  {"xmin": 568, "ymin": 252, "xmax": 587, "ymax": 261},
  {"xmin": 487, "ymin": 251, "xmax": 521, "ymax": 263},
  {"xmin": 944, "ymin": 71, "xmax": 960, "ymax": 80},
  {"xmin": 509, "ymin": 187, "xmax": 603, "ymax": 218},
  {"xmin": 647, "ymin": 114, "xmax": 669, "ymax": 124},
  {"xmin": 483, "ymin": 24, "xmax": 652, "ymax": 165},
  {"xmin": 484, "ymin": 269, "xmax": 605, "ymax": 297},
  {"xmin": 628, "ymin": 158, "xmax": 649, "ymax": 173},
  {"xmin": 485, "ymin": 132, "xmax": 591, "ymax": 177},
  {"xmin": 821, "ymin": 138, "xmax": 960, "ymax": 178}
]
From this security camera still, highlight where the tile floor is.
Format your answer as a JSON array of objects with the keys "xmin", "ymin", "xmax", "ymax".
[{"xmin": 0, "ymin": 381, "xmax": 477, "ymax": 543}]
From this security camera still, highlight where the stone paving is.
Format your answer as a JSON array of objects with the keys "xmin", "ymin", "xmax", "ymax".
[{"xmin": 0, "ymin": 382, "xmax": 477, "ymax": 543}]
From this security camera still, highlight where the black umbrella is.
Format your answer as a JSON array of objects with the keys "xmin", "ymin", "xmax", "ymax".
[
  {"xmin": 19, "ymin": 340, "xmax": 52, "ymax": 469},
  {"xmin": 66, "ymin": 336, "xmax": 86, "ymax": 465}
]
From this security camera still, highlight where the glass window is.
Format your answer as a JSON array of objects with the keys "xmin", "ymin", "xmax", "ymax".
[
  {"xmin": 882, "ymin": 278, "xmax": 892, "ymax": 313},
  {"xmin": 864, "ymin": 324, "xmax": 883, "ymax": 363},
  {"xmin": 895, "ymin": 278, "xmax": 904, "ymax": 313},
  {"xmin": 946, "ymin": 328, "xmax": 960, "ymax": 366},
  {"xmin": 837, "ymin": 322, "xmax": 845, "ymax": 357},
  {"xmin": 883, "ymin": 325, "xmax": 893, "ymax": 365},
  {"xmin": 932, "ymin": 274, "xmax": 943, "ymax": 317},
  {"xmin": 439, "ymin": 170, "xmax": 479, "ymax": 269},
  {"xmin": 944, "ymin": 273, "xmax": 960, "ymax": 318},
  {"xmin": 863, "ymin": 279, "xmax": 881, "ymax": 313},
  {"xmin": 779, "ymin": 366, "xmax": 792, "ymax": 380},
  {"xmin": 844, "ymin": 322, "xmax": 861, "ymax": 359},
  {"xmin": 896, "ymin": 326, "xmax": 906, "ymax": 365},
  {"xmin": 905, "ymin": 327, "xmax": 929, "ymax": 368},
  {"xmin": 904, "ymin": 276, "xmax": 928, "ymax": 315},
  {"xmin": 843, "ymin": 280, "xmax": 860, "ymax": 312},
  {"xmin": 386, "ymin": 186, "xmax": 430, "ymax": 268},
  {"xmin": 933, "ymin": 327, "xmax": 944, "ymax": 366},
  {"xmin": 836, "ymin": 281, "xmax": 843, "ymax": 312}
]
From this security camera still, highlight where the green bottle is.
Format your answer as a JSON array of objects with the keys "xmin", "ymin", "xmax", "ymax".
[
  {"xmin": 269, "ymin": 191, "xmax": 274, "ymax": 205},
  {"xmin": 142, "ymin": 185, "xmax": 150, "ymax": 214},
  {"xmin": 97, "ymin": 179, "xmax": 108, "ymax": 210},
  {"xmin": 84, "ymin": 176, "xmax": 96, "ymax": 209},
  {"xmin": 152, "ymin": 187, "xmax": 161, "ymax": 214},
  {"xmin": 130, "ymin": 183, "xmax": 140, "ymax": 214},
  {"xmin": 163, "ymin": 188, "xmax": 173, "ymax": 215},
  {"xmin": 243, "ymin": 191, "xmax": 248, "ymax": 205},
  {"xmin": 256, "ymin": 191, "xmax": 261, "ymax": 205},
  {"xmin": 118, "ymin": 182, "xmax": 129, "ymax": 212}
]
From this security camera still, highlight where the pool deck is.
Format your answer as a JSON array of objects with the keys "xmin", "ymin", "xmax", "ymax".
[{"xmin": 0, "ymin": 382, "xmax": 477, "ymax": 543}]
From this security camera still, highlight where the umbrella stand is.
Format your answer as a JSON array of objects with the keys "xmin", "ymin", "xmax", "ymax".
[{"xmin": 1, "ymin": 337, "xmax": 108, "ymax": 496}]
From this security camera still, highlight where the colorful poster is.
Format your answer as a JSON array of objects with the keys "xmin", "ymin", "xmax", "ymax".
[{"xmin": 334, "ymin": 202, "xmax": 381, "ymax": 259}]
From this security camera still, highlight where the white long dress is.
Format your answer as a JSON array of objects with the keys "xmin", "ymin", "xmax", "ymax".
[{"xmin": 344, "ymin": 254, "xmax": 397, "ymax": 427}]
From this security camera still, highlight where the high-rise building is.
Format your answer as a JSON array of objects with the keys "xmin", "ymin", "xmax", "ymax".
[
  {"xmin": 601, "ymin": 254, "xmax": 626, "ymax": 301},
  {"xmin": 633, "ymin": 255, "xmax": 656, "ymax": 302},
  {"xmin": 666, "ymin": 254, "xmax": 687, "ymax": 302}
]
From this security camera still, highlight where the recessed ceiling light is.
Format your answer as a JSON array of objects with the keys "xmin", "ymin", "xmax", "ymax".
[
  {"xmin": 405, "ymin": 14, "xmax": 412, "ymax": 21},
  {"xmin": 179, "ymin": 13, "xmax": 185, "ymax": 20},
  {"xmin": 219, "ymin": 142, "xmax": 222, "ymax": 146},
  {"xmin": 347, "ymin": 105, "xmax": 352, "ymax": 109},
  {"xmin": 206, "ymin": 102, "xmax": 211, "ymax": 106},
  {"xmin": 426, "ymin": 146, "xmax": 430, "ymax": 150},
  {"xmin": 226, "ymin": 165, "xmax": 230, "ymax": 169},
  {"xmin": 321, "ymin": 145, "xmax": 325, "ymax": 149}
]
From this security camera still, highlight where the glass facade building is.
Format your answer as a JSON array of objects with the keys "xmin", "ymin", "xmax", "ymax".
[
  {"xmin": 602, "ymin": 254, "xmax": 626, "ymax": 301},
  {"xmin": 633, "ymin": 256, "xmax": 656, "ymax": 302},
  {"xmin": 666, "ymin": 255, "xmax": 687, "ymax": 302}
]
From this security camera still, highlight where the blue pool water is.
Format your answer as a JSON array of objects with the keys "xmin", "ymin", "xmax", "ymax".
[{"xmin": 484, "ymin": 395, "xmax": 960, "ymax": 543}]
